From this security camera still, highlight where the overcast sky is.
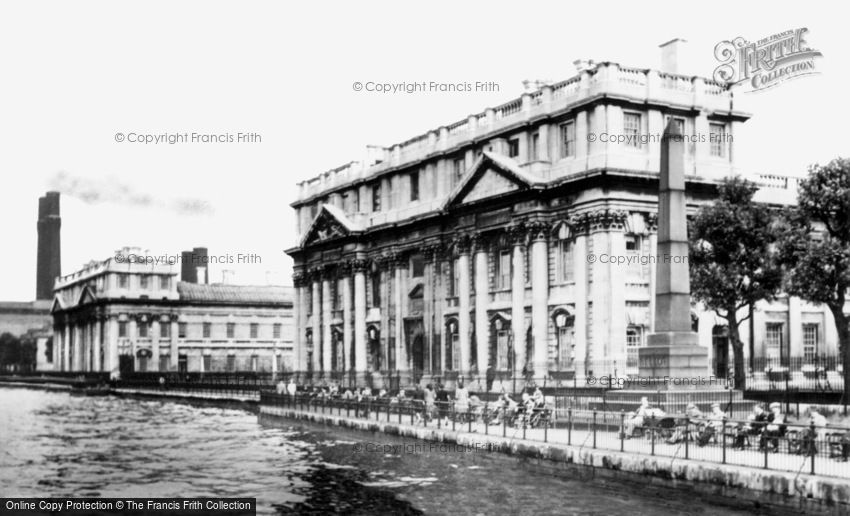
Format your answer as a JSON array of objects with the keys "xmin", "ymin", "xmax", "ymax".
[{"xmin": 0, "ymin": 1, "xmax": 843, "ymax": 301}]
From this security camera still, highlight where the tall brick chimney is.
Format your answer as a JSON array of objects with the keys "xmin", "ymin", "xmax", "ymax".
[
  {"xmin": 180, "ymin": 247, "xmax": 209, "ymax": 283},
  {"xmin": 36, "ymin": 191, "xmax": 61, "ymax": 300}
]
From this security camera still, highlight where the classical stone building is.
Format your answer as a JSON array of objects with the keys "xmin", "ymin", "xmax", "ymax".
[
  {"xmin": 49, "ymin": 247, "xmax": 294, "ymax": 376},
  {"xmin": 287, "ymin": 45, "xmax": 842, "ymax": 389}
]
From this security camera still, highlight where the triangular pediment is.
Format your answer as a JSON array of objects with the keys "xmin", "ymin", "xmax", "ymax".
[
  {"xmin": 77, "ymin": 286, "xmax": 98, "ymax": 306},
  {"xmin": 300, "ymin": 204, "xmax": 361, "ymax": 247},
  {"xmin": 444, "ymin": 151, "xmax": 543, "ymax": 209},
  {"xmin": 50, "ymin": 295, "xmax": 65, "ymax": 314}
]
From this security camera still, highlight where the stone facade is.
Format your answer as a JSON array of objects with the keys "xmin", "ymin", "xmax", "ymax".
[
  {"xmin": 49, "ymin": 247, "xmax": 294, "ymax": 376},
  {"xmin": 287, "ymin": 60, "xmax": 842, "ymax": 388}
]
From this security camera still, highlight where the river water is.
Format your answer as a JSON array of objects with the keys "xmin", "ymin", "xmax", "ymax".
[{"xmin": 0, "ymin": 388, "xmax": 785, "ymax": 515}]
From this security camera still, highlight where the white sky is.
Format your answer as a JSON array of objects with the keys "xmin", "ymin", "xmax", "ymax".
[{"xmin": 0, "ymin": 0, "xmax": 844, "ymax": 301}]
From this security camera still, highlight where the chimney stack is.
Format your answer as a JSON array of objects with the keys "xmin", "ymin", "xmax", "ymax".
[
  {"xmin": 36, "ymin": 192, "xmax": 61, "ymax": 300},
  {"xmin": 180, "ymin": 246, "xmax": 208, "ymax": 283},
  {"xmin": 659, "ymin": 38, "xmax": 687, "ymax": 74},
  {"xmin": 222, "ymin": 269, "xmax": 235, "ymax": 284}
]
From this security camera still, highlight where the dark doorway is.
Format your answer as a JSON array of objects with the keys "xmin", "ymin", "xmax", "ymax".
[
  {"xmin": 712, "ymin": 325, "xmax": 730, "ymax": 378},
  {"xmin": 119, "ymin": 354, "xmax": 134, "ymax": 377},
  {"xmin": 178, "ymin": 355, "xmax": 188, "ymax": 374}
]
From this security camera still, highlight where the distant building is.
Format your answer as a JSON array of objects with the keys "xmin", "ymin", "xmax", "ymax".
[
  {"xmin": 0, "ymin": 192, "xmax": 58, "ymax": 361},
  {"xmin": 285, "ymin": 41, "xmax": 845, "ymax": 389},
  {"xmin": 50, "ymin": 247, "xmax": 294, "ymax": 376}
]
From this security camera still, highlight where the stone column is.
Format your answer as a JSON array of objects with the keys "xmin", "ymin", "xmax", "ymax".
[
  {"xmin": 432, "ymin": 248, "xmax": 445, "ymax": 374},
  {"xmin": 170, "ymin": 319, "xmax": 179, "ymax": 371},
  {"xmin": 93, "ymin": 317, "xmax": 103, "ymax": 372},
  {"xmin": 353, "ymin": 260, "xmax": 368, "ymax": 379},
  {"xmin": 341, "ymin": 269, "xmax": 352, "ymax": 374},
  {"xmin": 608, "ymin": 222, "xmax": 627, "ymax": 369},
  {"xmin": 108, "ymin": 316, "xmax": 119, "ymax": 375},
  {"xmin": 510, "ymin": 226, "xmax": 526, "ymax": 376},
  {"xmin": 529, "ymin": 223, "xmax": 550, "ymax": 379},
  {"xmin": 151, "ymin": 317, "xmax": 161, "ymax": 372},
  {"xmin": 394, "ymin": 256, "xmax": 407, "ymax": 373},
  {"xmin": 322, "ymin": 272, "xmax": 332, "ymax": 374},
  {"xmin": 63, "ymin": 322, "xmax": 70, "ymax": 371},
  {"xmin": 572, "ymin": 219, "xmax": 588, "ymax": 377},
  {"xmin": 473, "ymin": 234, "xmax": 489, "ymax": 379},
  {"xmin": 292, "ymin": 273, "xmax": 303, "ymax": 373},
  {"xmin": 311, "ymin": 274, "xmax": 322, "ymax": 375},
  {"xmin": 457, "ymin": 237, "xmax": 472, "ymax": 377},
  {"xmin": 73, "ymin": 323, "xmax": 83, "ymax": 371},
  {"xmin": 789, "ymin": 296, "xmax": 802, "ymax": 357}
]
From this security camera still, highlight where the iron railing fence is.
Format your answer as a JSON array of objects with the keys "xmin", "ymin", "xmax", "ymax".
[{"xmin": 260, "ymin": 391, "xmax": 850, "ymax": 479}]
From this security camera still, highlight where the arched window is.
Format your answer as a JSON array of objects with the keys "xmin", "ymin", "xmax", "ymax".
[
  {"xmin": 552, "ymin": 309, "xmax": 575, "ymax": 370},
  {"xmin": 446, "ymin": 319, "xmax": 460, "ymax": 371}
]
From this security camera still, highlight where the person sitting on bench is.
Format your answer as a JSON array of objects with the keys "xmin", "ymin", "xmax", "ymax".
[{"xmin": 760, "ymin": 402, "xmax": 786, "ymax": 452}]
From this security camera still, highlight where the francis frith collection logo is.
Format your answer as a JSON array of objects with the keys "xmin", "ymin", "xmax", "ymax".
[{"xmin": 713, "ymin": 28, "xmax": 823, "ymax": 92}]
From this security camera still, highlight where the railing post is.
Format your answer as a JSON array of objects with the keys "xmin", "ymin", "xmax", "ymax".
[
  {"xmin": 620, "ymin": 410, "xmax": 625, "ymax": 452},
  {"xmin": 650, "ymin": 415, "xmax": 655, "ymax": 456},
  {"xmin": 593, "ymin": 410, "xmax": 597, "ymax": 449},
  {"xmin": 484, "ymin": 406, "xmax": 489, "ymax": 436},
  {"xmin": 810, "ymin": 421, "xmax": 817, "ymax": 475},
  {"xmin": 764, "ymin": 433, "xmax": 769, "ymax": 469},
  {"xmin": 410, "ymin": 404, "xmax": 414, "ymax": 425},
  {"xmin": 568, "ymin": 408, "xmax": 572, "ymax": 445},
  {"xmin": 468, "ymin": 408, "xmax": 473, "ymax": 433},
  {"xmin": 722, "ymin": 417, "xmax": 727, "ymax": 464},
  {"xmin": 398, "ymin": 403, "xmax": 402, "ymax": 424}
]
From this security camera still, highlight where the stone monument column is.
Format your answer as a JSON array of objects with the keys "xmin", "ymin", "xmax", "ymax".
[{"xmin": 638, "ymin": 120, "xmax": 708, "ymax": 382}]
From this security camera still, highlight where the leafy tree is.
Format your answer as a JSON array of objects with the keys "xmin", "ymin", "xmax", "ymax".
[
  {"xmin": 780, "ymin": 158, "xmax": 850, "ymax": 399},
  {"xmin": 0, "ymin": 332, "xmax": 22, "ymax": 372},
  {"xmin": 689, "ymin": 177, "xmax": 784, "ymax": 389}
]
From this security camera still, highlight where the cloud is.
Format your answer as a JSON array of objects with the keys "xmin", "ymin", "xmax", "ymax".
[{"xmin": 49, "ymin": 171, "xmax": 215, "ymax": 215}]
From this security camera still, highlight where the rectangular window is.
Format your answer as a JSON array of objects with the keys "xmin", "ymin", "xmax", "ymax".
[
  {"xmin": 273, "ymin": 323, "xmax": 281, "ymax": 339},
  {"xmin": 410, "ymin": 253, "xmax": 425, "ymax": 278},
  {"xmin": 623, "ymin": 112, "xmax": 642, "ymax": 147},
  {"xmin": 227, "ymin": 323, "xmax": 235, "ymax": 339},
  {"xmin": 372, "ymin": 184, "xmax": 382, "ymax": 212},
  {"xmin": 160, "ymin": 322, "xmax": 170, "ymax": 339},
  {"xmin": 409, "ymin": 170, "xmax": 420, "ymax": 201},
  {"xmin": 558, "ymin": 239, "xmax": 574, "ymax": 282},
  {"xmin": 497, "ymin": 330, "xmax": 509, "ymax": 370},
  {"xmin": 118, "ymin": 275, "xmax": 128, "ymax": 288},
  {"xmin": 202, "ymin": 322, "xmax": 211, "ymax": 339},
  {"xmin": 202, "ymin": 355, "xmax": 211, "ymax": 372},
  {"xmin": 138, "ymin": 321, "xmax": 149, "ymax": 338},
  {"xmin": 159, "ymin": 355, "xmax": 169, "ymax": 372},
  {"xmin": 530, "ymin": 132, "xmax": 540, "ymax": 161},
  {"xmin": 507, "ymin": 138, "xmax": 520, "ymax": 158},
  {"xmin": 139, "ymin": 275, "xmax": 148, "ymax": 289},
  {"xmin": 710, "ymin": 122, "xmax": 727, "ymax": 157},
  {"xmin": 557, "ymin": 327, "xmax": 575, "ymax": 369},
  {"xmin": 496, "ymin": 250, "xmax": 511, "ymax": 290},
  {"xmin": 178, "ymin": 322, "xmax": 187, "ymax": 339},
  {"xmin": 451, "ymin": 259, "xmax": 460, "ymax": 297},
  {"xmin": 765, "ymin": 322, "xmax": 784, "ymax": 364},
  {"xmin": 803, "ymin": 324, "xmax": 819, "ymax": 362},
  {"xmin": 372, "ymin": 271, "xmax": 381, "ymax": 307},
  {"xmin": 137, "ymin": 356, "xmax": 148, "ymax": 372},
  {"xmin": 625, "ymin": 235, "xmax": 643, "ymax": 280},
  {"xmin": 160, "ymin": 276, "xmax": 169, "ymax": 290},
  {"xmin": 250, "ymin": 323, "xmax": 259, "ymax": 339},
  {"xmin": 453, "ymin": 158, "xmax": 465, "ymax": 184},
  {"xmin": 560, "ymin": 121, "xmax": 575, "ymax": 157},
  {"xmin": 226, "ymin": 354, "xmax": 236, "ymax": 372},
  {"xmin": 118, "ymin": 321, "xmax": 128, "ymax": 338}
]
